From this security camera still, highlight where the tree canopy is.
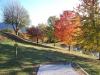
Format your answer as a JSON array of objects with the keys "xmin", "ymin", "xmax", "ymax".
[
  {"xmin": 54, "ymin": 11, "xmax": 81, "ymax": 50},
  {"xmin": 3, "ymin": 0, "xmax": 30, "ymax": 35}
]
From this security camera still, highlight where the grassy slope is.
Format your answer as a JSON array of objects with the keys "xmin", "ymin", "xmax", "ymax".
[{"xmin": 0, "ymin": 39, "xmax": 100, "ymax": 75}]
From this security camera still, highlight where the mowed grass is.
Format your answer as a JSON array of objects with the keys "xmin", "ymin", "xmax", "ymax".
[{"xmin": 0, "ymin": 39, "xmax": 100, "ymax": 75}]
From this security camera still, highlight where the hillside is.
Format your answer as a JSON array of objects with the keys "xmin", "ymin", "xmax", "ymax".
[{"xmin": 1, "ymin": 32, "xmax": 54, "ymax": 48}]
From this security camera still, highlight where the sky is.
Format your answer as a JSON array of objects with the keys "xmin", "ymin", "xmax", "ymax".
[{"xmin": 0, "ymin": 0, "xmax": 79, "ymax": 26}]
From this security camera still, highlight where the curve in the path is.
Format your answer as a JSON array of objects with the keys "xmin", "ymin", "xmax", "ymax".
[{"xmin": 37, "ymin": 63, "xmax": 80, "ymax": 75}]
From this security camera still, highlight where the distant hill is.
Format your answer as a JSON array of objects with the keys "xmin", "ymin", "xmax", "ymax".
[
  {"xmin": 0, "ymin": 22, "xmax": 27, "ymax": 32},
  {"xmin": 0, "ymin": 22, "xmax": 13, "ymax": 30}
]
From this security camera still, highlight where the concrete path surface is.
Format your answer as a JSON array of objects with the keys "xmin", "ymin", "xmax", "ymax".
[{"xmin": 37, "ymin": 63, "xmax": 79, "ymax": 75}]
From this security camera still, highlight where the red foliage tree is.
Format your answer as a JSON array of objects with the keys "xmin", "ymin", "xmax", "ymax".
[
  {"xmin": 26, "ymin": 26, "xmax": 43, "ymax": 43},
  {"xmin": 54, "ymin": 11, "xmax": 81, "ymax": 51}
]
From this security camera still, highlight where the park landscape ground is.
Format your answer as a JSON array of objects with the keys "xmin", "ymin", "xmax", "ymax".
[
  {"xmin": 0, "ymin": 34, "xmax": 100, "ymax": 75},
  {"xmin": 0, "ymin": 0, "xmax": 100, "ymax": 75}
]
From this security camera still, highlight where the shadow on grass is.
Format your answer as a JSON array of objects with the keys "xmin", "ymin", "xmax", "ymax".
[{"xmin": 0, "ymin": 43, "xmax": 100, "ymax": 75}]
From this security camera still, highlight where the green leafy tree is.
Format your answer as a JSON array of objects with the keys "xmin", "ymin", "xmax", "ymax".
[
  {"xmin": 38, "ymin": 23, "xmax": 47, "ymax": 43},
  {"xmin": 45, "ymin": 26, "xmax": 54, "ymax": 43},
  {"xmin": 47, "ymin": 16, "xmax": 58, "ymax": 45},
  {"xmin": 77, "ymin": 0, "xmax": 100, "ymax": 59}
]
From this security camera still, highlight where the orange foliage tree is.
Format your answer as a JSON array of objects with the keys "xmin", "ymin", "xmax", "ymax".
[{"xmin": 54, "ymin": 11, "xmax": 81, "ymax": 51}]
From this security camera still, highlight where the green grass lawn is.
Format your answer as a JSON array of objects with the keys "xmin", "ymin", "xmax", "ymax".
[{"xmin": 0, "ymin": 39, "xmax": 100, "ymax": 75}]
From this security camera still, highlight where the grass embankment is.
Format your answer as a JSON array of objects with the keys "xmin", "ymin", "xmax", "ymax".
[{"xmin": 0, "ymin": 39, "xmax": 100, "ymax": 75}]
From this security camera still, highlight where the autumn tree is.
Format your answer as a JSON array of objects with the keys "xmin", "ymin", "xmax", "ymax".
[
  {"xmin": 26, "ymin": 26, "xmax": 43, "ymax": 44},
  {"xmin": 76, "ymin": 0, "xmax": 100, "ymax": 59},
  {"xmin": 3, "ymin": 0, "xmax": 30, "ymax": 35},
  {"xmin": 54, "ymin": 11, "xmax": 81, "ymax": 51}
]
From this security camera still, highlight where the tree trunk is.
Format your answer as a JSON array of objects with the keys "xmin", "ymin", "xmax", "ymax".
[
  {"xmin": 54, "ymin": 42, "xmax": 55, "ymax": 46},
  {"xmin": 98, "ymin": 52, "xmax": 100, "ymax": 60},
  {"xmin": 49, "ymin": 38, "xmax": 52, "ymax": 43},
  {"xmin": 12, "ymin": 24, "xmax": 16, "ymax": 33},
  {"xmin": 53, "ymin": 35, "xmax": 56, "ymax": 46},
  {"xmin": 37, "ymin": 37, "xmax": 38, "ymax": 44},
  {"xmin": 96, "ymin": 36, "xmax": 100, "ymax": 60},
  {"xmin": 41, "ymin": 37, "xmax": 44, "ymax": 43},
  {"xmin": 15, "ymin": 31, "xmax": 18, "ymax": 36},
  {"xmin": 68, "ymin": 45, "xmax": 71, "ymax": 51},
  {"xmin": 54, "ymin": 38, "xmax": 56, "ymax": 46}
]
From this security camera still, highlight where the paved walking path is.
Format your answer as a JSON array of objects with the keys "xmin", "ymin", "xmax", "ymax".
[{"xmin": 37, "ymin": 63, "xmax": 79, "ymax": 75}]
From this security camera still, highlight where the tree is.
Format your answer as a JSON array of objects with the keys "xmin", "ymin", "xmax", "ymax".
[
  {"xmin": 48, "ymin": 16, "xmax": 58, "ymax": 27},
  {"xmin": 38, "ymin": 23, "xmax": 47, "ymax": 43},
  {"xmin": 54, "ymin": 11, "xmax": 81, "ymax": 51},
  {"xmin": 76, "ymin": 0, "xmax": 100, "ymax": 59},
  {"xmin": 26, "ymin": 26, "xmax": 43, "ymax": 44},
  {"xmin": 47, "ymin": 16, "xmax": 58, "ymax": 45},
  {"xmin": 3, "ymin": 0, "xmax": 30, "ymax": 35}
]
